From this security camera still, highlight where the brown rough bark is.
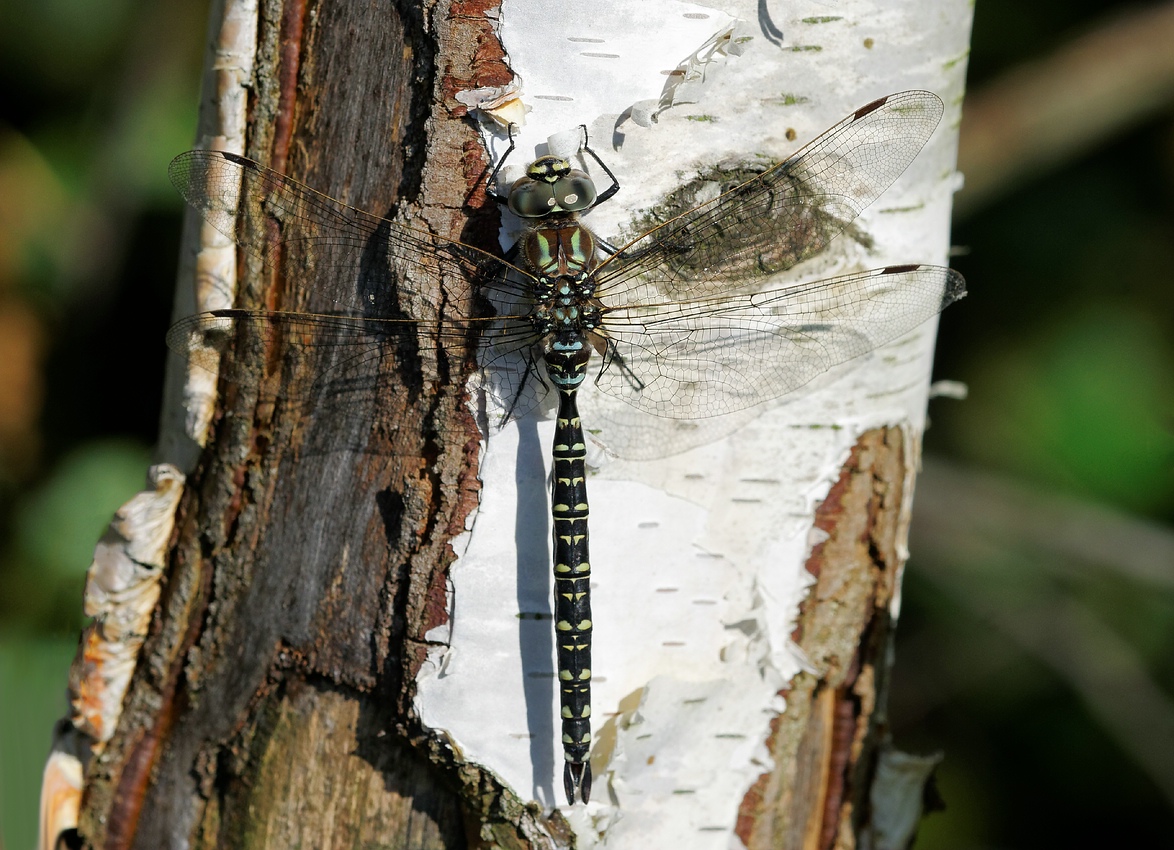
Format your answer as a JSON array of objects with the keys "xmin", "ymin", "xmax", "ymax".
[
  {"xmin": 73, "ymin": 1, "xmax": 567, "ymax": 848},
  {"xmin": 736, "ymin": 427, "xmax": 911, "ymax": 850}
]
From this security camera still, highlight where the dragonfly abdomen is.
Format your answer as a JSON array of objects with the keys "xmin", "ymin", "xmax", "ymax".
[
  {"xmin": 518, "ymin": 208, "xmax": 604, "ymax": 804},
  {"xmin": 551, "ymin": 402, "xmax": 592, "ymax": 803},
  {"xmin": 549, "ymin": 345, "xmax": 593, "ymax": 803}
]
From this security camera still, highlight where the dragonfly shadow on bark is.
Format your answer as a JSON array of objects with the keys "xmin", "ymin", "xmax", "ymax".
[{"xmin": 512, "ymin": 416, "xmax": 558, "ymax": 802}]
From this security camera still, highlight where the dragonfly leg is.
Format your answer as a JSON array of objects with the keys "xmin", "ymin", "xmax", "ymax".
[
  {"xmin": 596, "ymin": 236, "xmax": 668, "ymax": 263},
  {"xmin": 483, "ymin": 122, "xmax": 521, "ymax": 204},
  {"xmin": 596, "ymin": 237, "xmax": 624, "ymax": 257},
  {"xmin": 596, "ymin": 338, "xmax": 646, "ymax": 393},
  {"xmin": 579, "ymin": 126, "xmax": 621, "ymax": 207},
  {"xmin": 498, "ymin": 351, "xmax": 547, "ymax": 426}
]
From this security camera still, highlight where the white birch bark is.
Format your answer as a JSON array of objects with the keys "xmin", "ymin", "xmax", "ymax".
[{"xmin": 416, "ymin": 0, "xmax": 973, "ymax": 844}]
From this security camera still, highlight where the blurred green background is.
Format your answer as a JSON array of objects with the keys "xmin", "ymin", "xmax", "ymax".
[{"xmin": 0, "ymin": 0, "xmax": 1171, "ymax": 847}]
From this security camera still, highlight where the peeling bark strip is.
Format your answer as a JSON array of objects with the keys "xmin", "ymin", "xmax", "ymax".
[{"xmin": 737, "ymin": 427, "xmax": 909, "ymax": 850}]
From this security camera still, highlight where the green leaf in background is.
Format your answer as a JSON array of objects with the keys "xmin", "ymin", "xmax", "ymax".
[
  {"xmin": 0, "ymin": 636, "xmax": 79, "ymax": 850},
  {"xmin": 956, "ymin": 307, "xmax": 1174, "ymax": 516},
  {"xmin": 0, "ymin": 0, "xmax": 136, "ymax": 92},
  {"xmin": 3, "ymin": 439, "xmax": 152, "ymax": 632},
  {"xmin": 15, "ymin": 438, "xmax": 152, "ymax": 580}
]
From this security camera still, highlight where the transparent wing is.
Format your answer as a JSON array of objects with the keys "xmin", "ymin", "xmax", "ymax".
[
  {"xmin": 594, "ymin": 264, "xmax": 967, "ymax": 419},
  {"xmin": 168, "ymin": 151, "xmax": 547, "ymax": 418},
  {"xmin": 593, "ymin": 91, "xmax": 945, "ymax": 304},
  {"xmin": 167, "ymin": 307, "xmax": 542, "ymax": 418},
  {"xmin": 169, "ymin": 150, "xmax": 539, "ymax": 309}
]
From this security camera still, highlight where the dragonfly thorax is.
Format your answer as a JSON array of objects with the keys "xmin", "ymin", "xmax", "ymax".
[
  {"xmin": 531, "ymin": 272, "xmax": 602, "ymax": 336},
  {"xmin": 521, "ymin": 221, "xmax": 598, "ymax": 281},
  {"xmin": 537, "ymin": 269, "xmax": 597, "ymax": 302}
]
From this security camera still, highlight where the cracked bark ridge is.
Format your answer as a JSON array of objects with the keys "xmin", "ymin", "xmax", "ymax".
[{"xmin": 737, "ymin": 427, "xmax": 911, "ymax": 850}]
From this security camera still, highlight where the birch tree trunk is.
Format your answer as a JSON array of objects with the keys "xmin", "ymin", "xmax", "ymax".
[{"xmin": 45, "ymin": 0, "xmax": 972, "ymax": 848}]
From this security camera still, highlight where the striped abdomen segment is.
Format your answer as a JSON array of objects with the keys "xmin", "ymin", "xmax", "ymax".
[{"xmin": 550, "ymin": 358, "xmax": 593, "ymax": 805}]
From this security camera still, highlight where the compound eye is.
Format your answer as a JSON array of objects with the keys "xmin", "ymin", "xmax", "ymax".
[
  {"xmin": 555, "ymin": 172, "xmax": 597, "ymax": 211},
  {"xmin": 508, "ymin": 178, "xmax": 556, "ymax": 218}
]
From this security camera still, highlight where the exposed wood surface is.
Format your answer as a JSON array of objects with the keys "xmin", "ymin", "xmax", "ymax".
[{"xmin": 737, "ymin": 427, "xmax": 909, "ymax": 850}]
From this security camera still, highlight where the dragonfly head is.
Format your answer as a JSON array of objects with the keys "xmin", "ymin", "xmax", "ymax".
[{"xmin": 508, "ymin": 155, "xmax": 598, "ymax": 217}]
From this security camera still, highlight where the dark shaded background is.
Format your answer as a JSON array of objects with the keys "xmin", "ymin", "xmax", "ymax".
[{"xmin": 0, "ymin": 1, "xmax": 1171, "ymax": 847}]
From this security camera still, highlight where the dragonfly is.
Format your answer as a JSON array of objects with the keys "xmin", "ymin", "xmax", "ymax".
[{"xmin": 168, "ymin": 89, "xmax": 966, "ymax": 805}]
